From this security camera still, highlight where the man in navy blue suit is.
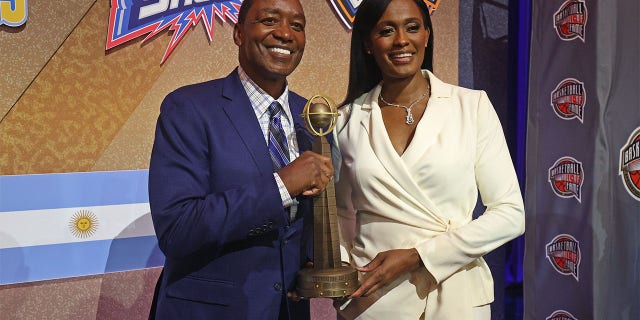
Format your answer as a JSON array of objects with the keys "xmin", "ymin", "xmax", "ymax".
[{"xmin": 148, "ymin": 0, "xmax": 333, "ymax": 318}]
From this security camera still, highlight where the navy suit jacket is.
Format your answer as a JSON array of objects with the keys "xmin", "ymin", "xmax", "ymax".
[{"xmin": 148, "ymin": 69, "xmax": 313, "ymax": 319}]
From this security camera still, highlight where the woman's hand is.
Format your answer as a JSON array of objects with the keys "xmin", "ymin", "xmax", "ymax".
[{"xmin": 350, "ymin": 248, "xmax": 422, "ymax": 298}]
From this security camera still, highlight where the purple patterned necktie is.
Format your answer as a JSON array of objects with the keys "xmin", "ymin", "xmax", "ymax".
[{"xmin": 268, "ymin": 101, "xmax": 290, "ymax": 172}]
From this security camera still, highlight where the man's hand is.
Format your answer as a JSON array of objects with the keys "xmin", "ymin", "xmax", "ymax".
[
  {"xmin": 349, "ymin": 249, "xmax": 422, "ymax": 298},
  {"xmin": 279, "ymin": 151, "xmax": 333, "ymax": 197}
]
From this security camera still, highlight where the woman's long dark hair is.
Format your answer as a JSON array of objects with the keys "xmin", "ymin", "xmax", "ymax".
[{"xmin": 341, "ymin": 0, "xmax": 434, "ymax": 106}]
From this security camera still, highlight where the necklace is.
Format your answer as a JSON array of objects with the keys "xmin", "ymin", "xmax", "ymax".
[{"xmin": 379, "ymin": 85, "xmax": 430, "ymax": 125}]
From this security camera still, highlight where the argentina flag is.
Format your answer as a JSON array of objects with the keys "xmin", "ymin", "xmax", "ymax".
[{"xmin": 0, "ymin": 170, "xmax": 164, "ymax": 285}]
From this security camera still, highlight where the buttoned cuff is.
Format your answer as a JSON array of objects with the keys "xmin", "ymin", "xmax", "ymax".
[{"xmin": 273, "ymin": 173, "xmax": 293, "ymax": 207}]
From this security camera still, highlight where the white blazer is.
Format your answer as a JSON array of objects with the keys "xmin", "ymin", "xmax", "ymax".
[{"xmin": 333, "ymin": 70, "xmax": 525, "ymax": 319}]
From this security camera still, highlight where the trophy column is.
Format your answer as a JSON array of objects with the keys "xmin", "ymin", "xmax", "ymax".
[{"xmin": 296, "ymin": 95, "xmax": 358, "ymax": 298}]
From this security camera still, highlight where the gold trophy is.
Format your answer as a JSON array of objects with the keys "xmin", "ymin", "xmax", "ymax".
[{"xmin": 296, "ymin": 95, "xmax": 358, "ymax": 298}]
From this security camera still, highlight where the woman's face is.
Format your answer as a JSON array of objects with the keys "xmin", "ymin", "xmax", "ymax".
[{"xmin": 366, "ymin": 0, "xmax": 429, "ymax": 81}]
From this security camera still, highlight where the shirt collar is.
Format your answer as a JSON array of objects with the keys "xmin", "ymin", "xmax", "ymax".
[{"xmin": 238, "ymin": 66, "xmax": 292, "ymax": 123}]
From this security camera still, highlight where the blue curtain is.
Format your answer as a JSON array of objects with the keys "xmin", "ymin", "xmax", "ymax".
[{"xmin": 505, "ymin": 0, "xmax": 530, "ymax": 288}]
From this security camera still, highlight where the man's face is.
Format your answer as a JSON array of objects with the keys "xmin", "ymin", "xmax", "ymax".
[{"xmin": 234, "ymin": 0, "xmax": 306, "ymax": 87}]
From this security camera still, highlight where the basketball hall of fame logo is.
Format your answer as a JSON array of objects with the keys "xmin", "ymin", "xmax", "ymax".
[
  {"xmin": 546, "ymin": 234, "xmax": 580, "ymax": 281},
  {"xmin": 554, "ymin": 0, "xmax": 587, "ymax": 42},
  {"xmin": 546, "ymin": 310, "xmax": 579, "ymax": 320},
  {"xmin": 551, "ymin": 78, "xmax": 586, "ymax": 123},
  {"xmin": 620, "ymin": 127, "xmax": 640, "ymax": 201},
  {"xmin": 548, "ymin": 156, "xmax": 584, "ymax": 202}
]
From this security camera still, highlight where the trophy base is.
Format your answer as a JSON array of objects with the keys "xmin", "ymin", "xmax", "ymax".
[{"xmin": 296, "ymin": 266, "xmax": 359, "ymax": 298}]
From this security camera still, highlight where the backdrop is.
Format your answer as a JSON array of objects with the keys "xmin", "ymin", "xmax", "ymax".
[
  {"xmin": 0, "ymin": 1, "xmax": 464, "ymax": 319},
  {"xmin": 524, "ymin": 1, "xmax": 640, "ymax": 319}
]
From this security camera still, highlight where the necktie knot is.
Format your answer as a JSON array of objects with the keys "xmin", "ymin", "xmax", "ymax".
[{"xmin": 268, "ymin": 101, "xmax": 283, "ymax": 119}]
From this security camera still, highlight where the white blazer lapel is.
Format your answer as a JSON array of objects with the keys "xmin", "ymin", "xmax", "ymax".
[
  {"xmin": 402, "ymin": 71, "xmax": 452, "ymax": 166},
  {"xmin": 362, "ymin": 84, "xmax": 447, "ymax": 224}
]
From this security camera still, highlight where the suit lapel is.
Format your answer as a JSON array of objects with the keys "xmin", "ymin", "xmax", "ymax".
[
  {"xmin": 401, "ymin": 71, "xmax": 452, "ymax": 167},
  {"xmin": 361, "ymin": 80, "xmax": 446, "ymax": 221},
  {"xmin": 364, "ymin": 86, "xmax": 430, "ymax": 207},
  {"xmin": 290, "ymin": 95, "xmax": 314, "ymax": 153},
  {"xmin": 221, "ymin": 70, "xmax": 273, "ymax": 174}
]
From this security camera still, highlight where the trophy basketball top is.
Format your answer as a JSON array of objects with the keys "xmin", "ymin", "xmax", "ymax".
[{"xmin": 300, "ymin": 95, "xmax": 340, "ymax": 137}]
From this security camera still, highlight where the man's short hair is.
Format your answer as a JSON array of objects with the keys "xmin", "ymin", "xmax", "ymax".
[{"xmin": 237, "ymin": 0, "xmax": 255, "ymax": 24}]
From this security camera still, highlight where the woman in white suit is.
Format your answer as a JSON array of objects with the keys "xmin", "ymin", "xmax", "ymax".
[{"xmin": 332, "ymin": 0, "xmax": 525, "ymax": 318}]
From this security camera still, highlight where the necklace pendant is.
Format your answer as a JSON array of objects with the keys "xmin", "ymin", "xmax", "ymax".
[{"xmin": 405, "ymin": 110, "xmax": 414, "ymax": 124}]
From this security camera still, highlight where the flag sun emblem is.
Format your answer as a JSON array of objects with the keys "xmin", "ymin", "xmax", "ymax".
[{"xmin": 69, "ymin": 210, "xmax": 99, "ymax": 238}]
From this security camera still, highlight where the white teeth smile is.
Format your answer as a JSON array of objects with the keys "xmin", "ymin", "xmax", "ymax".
[
  {"xmin": 392, "ymin": 53, "xmax": 413, "ymax": 58},
  {"xmin": 270, "ymin": 47, "xmax": 292, "ymax": 55}
]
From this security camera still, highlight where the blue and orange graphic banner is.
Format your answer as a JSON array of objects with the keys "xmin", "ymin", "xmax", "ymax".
[{"xmin": 106, "ymin": 0, "xmax": 242, "ymax": 63}]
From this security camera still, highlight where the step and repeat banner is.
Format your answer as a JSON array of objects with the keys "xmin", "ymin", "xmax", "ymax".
[{"xmin": 525, "ymin": 1, "xmax": 639, "ymax": 319}]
